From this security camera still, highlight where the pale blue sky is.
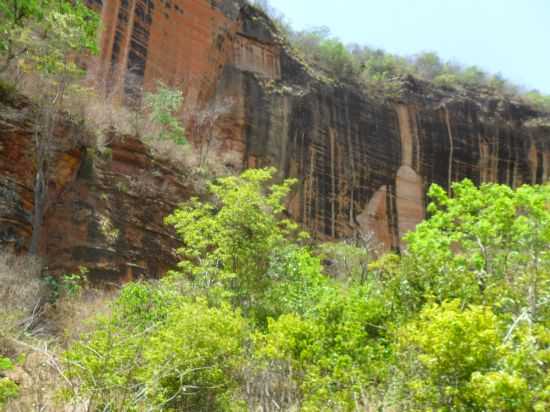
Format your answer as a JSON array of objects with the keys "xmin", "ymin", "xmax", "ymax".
[{"xmin": 268, "ymin": 0, "xmax": 550, "ymax": 93}]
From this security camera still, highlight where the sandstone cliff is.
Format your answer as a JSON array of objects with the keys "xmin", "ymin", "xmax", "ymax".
[
  {"xmin": 0, "ymin": 92, "xmax": 191, "ymax": 281},
  {"xmin": 89, "ymin": 0, "xmax": 549, "ymax": 245},
  {"xmin": 1, "ymin": 0, "xmax": 549, "ymax": 280}
]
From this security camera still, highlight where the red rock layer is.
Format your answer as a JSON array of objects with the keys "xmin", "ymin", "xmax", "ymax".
[
  {"xmin": 1, "ymin": 1, "xmax": 549, "ymax": 281},
  {"xmin": 0, "ymin": 96, "xmax": 190, "ymax": 281}
]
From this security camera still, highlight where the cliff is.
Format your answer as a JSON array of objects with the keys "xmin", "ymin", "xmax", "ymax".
[
  {"xmin": 1, "ymin": 0, "xmax": 549, "ymax": 280},
  {"xmin": 0, "ymin": 92, "xmax": 191, "ymax": 281},
  {"xmin": 89, "ymin": 0, "xmax": 548, "ymax": 245}
]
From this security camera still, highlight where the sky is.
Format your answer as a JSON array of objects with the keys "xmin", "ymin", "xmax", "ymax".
[{"xmin": 268, "ymin": 0, "xmax": 550, "ymax": 94}]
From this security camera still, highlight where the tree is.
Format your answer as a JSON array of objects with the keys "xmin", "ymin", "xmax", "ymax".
[
  {"xmin": 165, "ymin": 168, "xmax": 299, "ymax": 312},
  {"xmin": 399, "ymin": 180, "xmax": 550, "ymax": 322},
  {"xmin": 459, "ymin": 65, "xmax": 487, "ymax": 86},
  {"xmin": 525, "ymin": 90, "xmax": 550, "ymax": 112},
  {"xmin": 316, "ymin": 38, "xmax": 356, "ymax": 77},
  {"xmin": 290, "ymin": 26, "xmax": 330, "ymax": 52},
  {"xmin": 143, "ymin": 81, "xmax": 187, "ymax": 145},
  {"xmin": 376, "ymin": 180, "xmax": 550, "ymax": 410},
  {"xmin": 413, "ymin": 51, "xmax": 444, "ymax": 81},
  {"xmin": 4, "ymin": 1, "xmax": 100, "ymax": 254},
  {"xmin": 396, "ymin": 300, "xmax": 548, "ymax": 411}
]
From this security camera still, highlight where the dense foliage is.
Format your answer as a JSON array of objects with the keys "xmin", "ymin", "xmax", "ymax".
[
  {"xmin": 250, "ymin": 0, "xmax": 550, "ymax": 110},
  {"xmin": 56, "ymin": 170, "xmax": 549, "ymax": 411},
  {"xmin": 0, "ymin": 0, "xmax": 98, "ymax": 74},
  {"xmin": 64, "ymin": 284, "xmax": 247, "ymax": 410}
]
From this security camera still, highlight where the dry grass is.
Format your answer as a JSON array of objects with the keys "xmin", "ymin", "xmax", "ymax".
[
  {"xmin": 3, "ymin": 65, "xmax": 242, "ymax": 185},
  {"xmin": 0, "ymin": 252, "xmax": 44, "ymax": 314},
  {"xmin": 1, "ymin": 289, "xmax": 116, "ymax": 412},
  {"xmin": 49, "ymin": 288, "xmax": 116, "ymax": 345},
  {"xmin": 0, "ymin": 253, "xmax": 116, "ymax": 411},
  {"xmin": 242, "ymin": 361, "xmax": 301, "ymax": 411},
  {"xmin": 0, "ymin": 253, "xmax": 46, "ymax": 353}
]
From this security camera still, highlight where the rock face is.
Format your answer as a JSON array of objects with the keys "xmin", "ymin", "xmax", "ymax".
[
  {"xmin": 1, "ymin": 0, "xmax": 549, "ymax": 280},
  {"xmin": 0, "ymin": 95, "xmax": 190, "ymax": 281},
  {"xmin": 89, "ymin": 0, "xmax": 549, "ymax": 246}
]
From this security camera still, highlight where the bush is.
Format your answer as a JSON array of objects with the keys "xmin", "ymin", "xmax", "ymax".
[
  {"xmin": 395, "ymin": 301, "xmax": 548, "ymax": 411},
  {"xmin": 165, "ymin": 168, "xmax": 300, "ymax": 312},
  {"xmin": 289, "ymin": 27, "xmax": 357, "ymax": 78},
  {"xmin": 0, "ymin": 78, "xmax": 17, "ymax": 102},
  {"xmin": 141, "ymin": 301, "xmax": 247, "ymax": 410},
  {"xmin": 525, "ymin": 90, "xmax": 550, "ymax": 112},
  {"xmin": 255, "ymin": 281, "xmax": 392, "ymax": 410},
  {"xmin": 320, "ymin": 241, "xmax": 370, "ymax": 283},
  {"xmin": 64, "ymin": 282, "xmax": 247, "ymax": 411},
  {"xmin": 0, "ymin": 357, "xmax": 19, "ymax": 406},
  {"xmin": 0, "ymin": 252, "xmax": 45, "ymax": 352}
]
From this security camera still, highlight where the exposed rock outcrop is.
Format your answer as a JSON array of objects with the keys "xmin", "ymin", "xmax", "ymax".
[
  {"xmin": 1, "ymin": 0, "xmax": 549, "ymax": 280},
  {"xmin": 0, "ymin": 95, "xmax": 190, "ymax": 281}
]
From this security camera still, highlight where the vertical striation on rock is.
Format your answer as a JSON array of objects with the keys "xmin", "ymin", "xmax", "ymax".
[{"xmin": 1, "ymin": 0, "xmax": 549, "ymax": 280}]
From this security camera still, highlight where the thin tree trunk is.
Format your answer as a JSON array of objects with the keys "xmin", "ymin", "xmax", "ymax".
[
  {"xmin": 529, "ymin": 250, "xmax": 539, "ymax": 322},
  {"xmin": 29, "ymin": 101, "xmax": 55, "ymax": 256},
  {"xmin": 29, "ymin": 149, "xmax": 47, "ymax": 255}
]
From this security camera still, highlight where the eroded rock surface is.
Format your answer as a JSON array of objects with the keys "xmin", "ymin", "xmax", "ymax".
[
  {"xmin": 0, "ymin": 96, "xmax": 190, "ymax": 281},
  {"xmin": 1, "ymin": 0, "xmax": 549, "ymax": 280}
]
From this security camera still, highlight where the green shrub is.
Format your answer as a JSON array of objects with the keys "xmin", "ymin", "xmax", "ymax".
[
  {"xmin": 433, "ymin": 71, "xmax": 462, "ymax": 88},
  {"xmin": 61, "ymin": 174, "xmax": 549, "ymax": 411},
  {"xmin": 64, "ymin": 282, "xmax": 247, "ymax": 411},
  {"xmin": 395, "ymin": 301, "xmax": 548, "ymax": 411},
  {"xmin": 165, "ymin": 168, "xmax": 300, "ymax": 312},
  {"xmin": 0, "ymin": 357, "xmax": 19, "ymax": 406},
  {"xmin": 255, "ymin": 281, "xmax": 392, "ymax": 410},
  {"xmin": 141, "ymin": 301, "xmax": 246, "ymax": 410},
  {"xmin": 525, "ymin": 90, "xmax": 550, "ymax": 112},
  {"xmin": 144, "ymin": 81, "xmax": 187, "ymax": 145}
]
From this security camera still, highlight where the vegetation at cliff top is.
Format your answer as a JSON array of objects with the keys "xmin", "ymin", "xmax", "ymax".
[{"xmin": 250, "ymin": 0, "xmax": 550, "ymax": 110}]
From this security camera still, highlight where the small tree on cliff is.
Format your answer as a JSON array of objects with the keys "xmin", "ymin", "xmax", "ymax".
[
  {"xmin": 143, "ymin": 81, "xmax": 187, "ymax": 145},
  {"xmin": 14, "ymin": 1, "xmax": 100, "ymax": 254}
]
